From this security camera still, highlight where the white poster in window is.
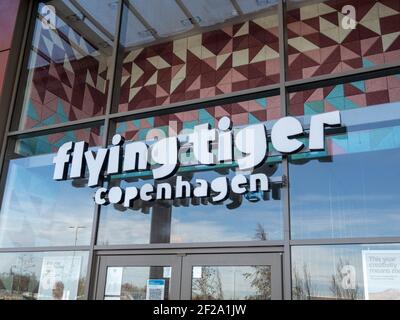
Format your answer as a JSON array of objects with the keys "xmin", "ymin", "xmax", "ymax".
[
  {"xmin": 105, "ymin": 267, "xmax": 123, "ymax": 296},
  {"xmin": 362, "ymin": 250, "xmax": 400, "ymax": 300},
  {"xmin": 38, "ymin": 255, "xmax": 82, "ymax": 300},
  {"xmin": 146, "ymin": 279, "xmax": 165, "ymax": 300}
]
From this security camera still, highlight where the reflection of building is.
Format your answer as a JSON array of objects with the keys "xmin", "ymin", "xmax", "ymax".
[{"xmin": 0, "ymin": 0, "xmax": 399, "ymax": 300}]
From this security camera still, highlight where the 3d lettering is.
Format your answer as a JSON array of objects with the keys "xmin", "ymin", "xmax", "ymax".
[{"xmin": 53, "ymin": 111, "xmax": 342, "ymax": 206}]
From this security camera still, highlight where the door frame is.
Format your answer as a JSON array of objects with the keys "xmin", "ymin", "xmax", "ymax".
[
  {"xmin": 95, "ymin": 254, "xmax": 183, "ymax": 300},
  {"xmin": 181, "ymin": 253, "xmax": 282, "ymax": 300},
  {"xmin": 94, "ymin": 249, "xmax": 283, "ymax": 300}
]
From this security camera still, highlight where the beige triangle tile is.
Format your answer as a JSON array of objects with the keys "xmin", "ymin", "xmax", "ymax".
[
  {"xmin": 382, "ymin": 31, "xmax": 400, "ymax": 51},
  {"xmin": 288, "ymin": 37, "xmax": 319, "ymax": 52},
  {"xmin": 360, "ymin": 18, "xmax": 381, "ymax": 35},
  {"xmin": 360, "ymin": 3, "xmax": 379, "ymax": 22},
  {"xmin": 378, "ymin": 2, "xmax": 398, "ymax": 18},
  {"xmin": 232, "ymin": 49, "xmax": 249, "ymax": 67},
  {"xmin": 145, "ymin": 71, "xmax": 158, "ymax": 86},
  {"xmin": 216, "ymin": 53, "xmax": 231, "ymax": 69},
  {"xmin": 300, "ymin": 4, "xmax": 319, "ymax": 20},
  {"xmin": 318, "ymin": 3, "xmax": 336, "ymax": 15},
  {"xmin": 319, "ymin": 16, "xmax": 338, "ymax": 31},
  {"xmin": 234, "ymin": 21, "xmax": 249, "ymax": 37}
]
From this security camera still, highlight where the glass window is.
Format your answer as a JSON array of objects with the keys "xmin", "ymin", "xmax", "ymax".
[
  {"xmin": 292, "ymin": 244, "xmax": 400, "ymax": 300},
  {"xmin": 192, "ymin": 266, "xmax": 272, "ymax": 300},
  {"xmin": 104, "ymin": 266, "xmax": 171, "ymax": 300},
  {"xmin": 97, "ymin": 102, "xmax": 283, "ymax": 245},
  {"xmin": 117, "ymin": 1, "xmax": 279, "ymax": 112},
  {"xmin": 286, "ymin": 0, "xmax": 400, "ymax": 81},
  {"xmin": 0, "ymin": 126, "xmax": 102, "ymax": 248},
  {"xmin": 289, "ymin": 74, "xmax": 400, "ymax": 239},
  {"xmin": 13, "ymin": 1, "xmax": 118, "ymax": 130},
  {"xmin": 0, "ymin": 251, "xmax": 88, "ymax": 300}
]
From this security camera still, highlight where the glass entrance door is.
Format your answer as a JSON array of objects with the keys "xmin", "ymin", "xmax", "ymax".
[
  {"xmin": 181, "ymin": 253, "xmax": 282, "ymax": 300},
  {"xmin": 96, "ymin": 252, "xmax": 282, "ymax": 300}
]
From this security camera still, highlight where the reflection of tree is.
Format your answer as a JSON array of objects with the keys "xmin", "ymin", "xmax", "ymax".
[
  {"xmin": 293, "ymin": 259, "xmax": 361, "ymax": 300},
  {"xmin": 243, "ymin": 266, "xmax": 271, "ymax": 300},
  {"xmin": 329, "ymin": 258, "xmax": 360, "ymax": 300},
  {"xmin": 241, "ymin": 223, "xmax": 271, "ymax": 300},
  {"xmin": 192, "ymin": 267, "xmax": 224, "ymax": 300},
  {"xmin": 120, "ymin": 282, "xmax": 146, "ymax": 300},
  {"xmin": 292, "ymin": 264, "xmax": 315, "ymax": 300}
]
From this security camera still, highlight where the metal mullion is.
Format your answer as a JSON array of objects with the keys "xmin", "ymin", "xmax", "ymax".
[
  {"xmin": 286, "ymin": 61, "xmax": 400, "ymax": 91},
  {"xmin": 230, "ymin": 0, "xmax": 244, "ymax": 15},
  {"xmin": 175, "ymin": 0, "xmax": 201, "ymax": 28},
  {"xmin": 84, "ymin": 0, "xmax": 124, "ymax": 300},
  {"xmin": 278, "ymin": 0, "xmax": 292, "ymax": 301},
  {"xmin": 126, "ymin": 0, "xmax": 160, "ymax": 40},
  {"xmin": 108, "ymin": 84, "xmax": 281, "ymax": 122},
  {"xmin": 0, "ymin": 246, "xmax": 91, "ymax": 253},
  {"xmin": 290, "ymin": 237, "xmax": 400, "ymax": 246}
]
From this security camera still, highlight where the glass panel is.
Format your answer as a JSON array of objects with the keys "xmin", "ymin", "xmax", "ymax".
[
  {"xmin": 292, "ymin": 244, "xmax": 400, "ymax": 300},
  {"xmin": 192, "ymin": 265, "xmax": 271, "ymax": 300},
  {"xmin": 104, "ymin": 266, "xmax": 171, "ymax": 300},
  {"xmin": 0, "ymin": 126, "xmax": 102, "ymax": 247},
  {"xmin": 14, "ymin": 1, "xmax": 117, "ymax": 130},
  {"xmin": 117, "ymin": 1, "xmax": 279, "ymax": 112},
  {"xmin": 0, "ymin": 251, "xmax": 88, "ymax": 300},
  {"xmin": 286, "ymin": 0, "xmax": 400, "ymax": 81},
  {"xmin": 97, "ymin": 101, "xmax": 283, "ymax": 245},
  {"xmin": 289, "ymin": 74, "xmax": 400, "ymax": 240},
  {"xmin": 181, "ymin": 0, "xmax": 237, "ymax": 27}
]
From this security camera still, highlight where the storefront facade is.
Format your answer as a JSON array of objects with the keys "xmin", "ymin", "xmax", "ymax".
[{"xmin": 0, "ymin": 0, "xmax": 399, "ymax": 300}]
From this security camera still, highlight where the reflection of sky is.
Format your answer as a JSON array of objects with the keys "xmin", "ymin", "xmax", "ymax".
[
  {"xmin": 291, "ymin": 244, "xmax": 400, "ymax": 299},
  {"xmin": 0, "ymin": 154, "xmax": 95, "ymax": 247},
  {"xmin": 290, "ymin": 147, "xmax": 400, "ymax": 239},
  {"xmin": 97, "ymin": 165, "xmax": 283, "ymax": 245}
]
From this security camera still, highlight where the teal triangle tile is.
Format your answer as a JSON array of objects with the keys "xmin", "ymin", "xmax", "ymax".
[
  {"xmin": 148, "ymin": 117, "xmax": 155, "ymax": 127},
  {"xmin": 350, "ymin": 80, "xmax": 365, "ymax": 93},
  {"xmin": 199, "ymin": 109, "xmax": 214, "ymax": 123},
  {"xmin": 256, "ymin": 98, "xmax": 267, "ymax": 109},
  {"xmin": 117, "ymin": 122, "xmax": 127, "ymax": 135},
  {"xmin": 248, "ymin": 113, "xmax": 260, "ymax": 124},
  {"xmin": 56, "ymin": 99, "xmax": 68, "ymax": 122},
  {"xmin": 27, "ymin": 100, "xmax": 40, "ymax": 122},
  {"xmin": 41, "ymin": 115, "xmax": 58, "ymax": 126},
  {"xmin": 362, "ymin": 58, "xmax": 375, "ymax": 68},
  {"xmin": 133, "ymin": 119, "xmax": 141, "ymax": 129},
  {"xmin": 344, "ymin": 97, "xmax": 361, "ymax": 109},
  {"xmin": 326, "ymin": 97, "xmax": 346, "ymax": 110},
  {"xmin": 183, "ymin": 120, "xmax": 198, "ymax": 129},
  {"xmin": 304, "ymin": 101, "xmax": 324, "ymax": 115},
  {"xmin": 327, "ymin": 84, "xmax": 344, "ymax": 99}
]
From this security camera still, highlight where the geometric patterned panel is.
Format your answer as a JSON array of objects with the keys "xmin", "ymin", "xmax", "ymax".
[
  {"xmin": 117, "ymin": 96, "xmax": 280, "ymax": 141},
  {"xmin": 119, "ymin": 13, "xmax": 280, "ymax": 112},
  {"xmin": 287, "ymin": 0, "xmax": 400, "ymax": 80},
  {"xmin": 20, "ymin": 3, "xmax": 113, "ymax": 130},
  {"xmin": 15, "ymin": 126, "xmax": 103, "ymax": 157},
  {"xmin": 289, "ymin": 73, "xmax": 400, "ymax": 116}
]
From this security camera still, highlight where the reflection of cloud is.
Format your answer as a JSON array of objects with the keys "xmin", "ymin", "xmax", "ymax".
[
  {"xmin": 291, "ymin": 206, "xmax": 400, "ymax": 238},
  {"xmin": 170, "ymin": 218, "xmax": 249, "ymax": 243}
]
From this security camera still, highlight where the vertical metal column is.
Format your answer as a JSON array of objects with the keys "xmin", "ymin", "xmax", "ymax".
[{"xmin": 278, "ymin": 0, "xmax": 292, "ymax": 300}]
